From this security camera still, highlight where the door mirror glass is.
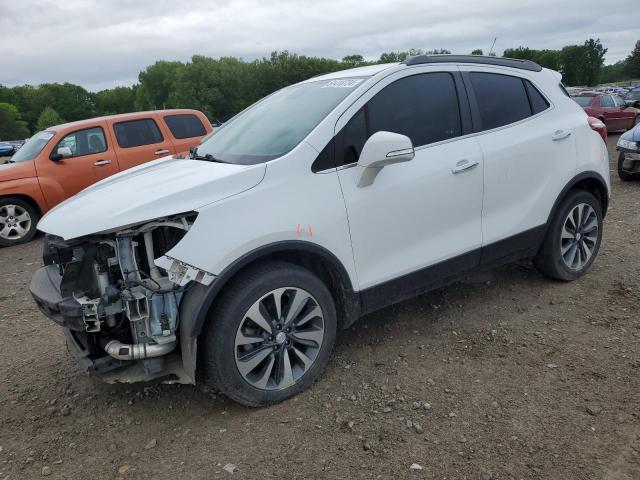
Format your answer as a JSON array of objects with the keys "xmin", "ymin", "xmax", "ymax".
[{"xmin": 357, "ymin": 131, "xmax": 414, "ymax": 187}]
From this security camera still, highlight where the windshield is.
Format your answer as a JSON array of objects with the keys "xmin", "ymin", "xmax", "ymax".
[
  {"xmin": 572, "ymin": 96, "xmax": 594, "ymax": 107},
  {"xmin": 10, "ymin": 131, "xmax": 54, "ymax": 163},
  {"xmin": 196, "ymin": 78, "xmax": 366, "ymax": 164}
]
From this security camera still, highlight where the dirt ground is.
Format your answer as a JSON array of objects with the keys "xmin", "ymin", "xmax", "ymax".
[{"xmin": 0, "ymin": 134, "xmax": 638, "ymax": 480}]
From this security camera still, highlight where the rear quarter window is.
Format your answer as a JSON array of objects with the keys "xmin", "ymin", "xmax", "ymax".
[
  {"xmin": 164, "ymin": 114, "xmax": 207, "ymax": 139},
  {"xmin": 113, "ymin": 118, "xmax": 164, "ymax": 148}
]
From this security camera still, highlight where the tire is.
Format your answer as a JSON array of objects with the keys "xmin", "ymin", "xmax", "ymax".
[
  {"xmin": 201, "ymin": 261, "xmax": 337, "ymax": 407},
  {"xmin": 0, "ymin": 197, "xmax": 40, "ymax": 247},
  {"xmin": 534, "ymin": 190, "xmax": 603, "ymax": 281}
]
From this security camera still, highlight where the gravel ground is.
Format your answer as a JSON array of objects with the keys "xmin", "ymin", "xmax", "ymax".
[{"xmin": 0, "ymin": 134, "xmax": 638, "ymax": 480}]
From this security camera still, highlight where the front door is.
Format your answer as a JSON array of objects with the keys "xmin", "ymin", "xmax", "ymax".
[
  {"xmin": 37, "ymin": 122, "xmax": 120, "ymax": 209},
  {"xmin": 336, "ymin": 69, "xmax": 484, "ymax": 301}
]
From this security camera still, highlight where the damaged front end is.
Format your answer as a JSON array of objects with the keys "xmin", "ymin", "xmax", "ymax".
[{"xmin": 30, "ymin": 213, "xmax": 212, "ymax": 384}]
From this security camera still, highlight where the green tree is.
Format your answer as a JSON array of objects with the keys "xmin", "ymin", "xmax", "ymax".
[
  {"xmin": 0, "ymin": 103, "xmax": 29, "ymax": 140},
  {"xmin": 624, "ymin": 40, "xmax": 640, "ymax": 78},
  {"xmin": 471, "ymin": 49, "xmax": 483, "ymax": 55},
  {"xmin": 36, "ymin": 107, "xmax": 64, "ymax": 130},
  {"xmin": 135, "ymin": 60, "xmax": 184, "ymax": 110},
  {"xmin": 582, "ymin": 38, "xmax": 607, "ymax": 85},
  {"xmin": 95, "ymin": 86, "xmax": 136, "ymax": 115},
  {"xmin": 342, "ymin": 55, "xmax": 365, "ymax": 66}
]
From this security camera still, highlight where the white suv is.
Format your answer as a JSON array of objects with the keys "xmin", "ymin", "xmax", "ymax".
[{"xmin": 31, "ymin": 55, "xmax": 610, "ymax": 406}]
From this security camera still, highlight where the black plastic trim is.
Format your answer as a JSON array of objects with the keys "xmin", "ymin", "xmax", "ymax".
[{"xmin": 403, "ymin": 55, "xmax": 543, "ymax": 72}]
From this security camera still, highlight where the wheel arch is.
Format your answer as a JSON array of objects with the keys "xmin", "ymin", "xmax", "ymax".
[
  {"xmin": 0, "ymin": 193, "xmax": 43, "ymax": 216},
  {"xmin": 177, "ymin": 241, "xmax": 361, "ymax": 383},
  {"xmin": 547, "ymin": 172, "xmax": 609, "ymax": 227}
]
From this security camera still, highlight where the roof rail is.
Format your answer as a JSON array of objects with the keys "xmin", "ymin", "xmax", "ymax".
[{"xmin": 402, "ymin": 55, "xmax": 543, "ymax": 72}]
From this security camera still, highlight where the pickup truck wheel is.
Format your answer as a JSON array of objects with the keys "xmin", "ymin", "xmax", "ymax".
[
  {"xmin": 201, "ymin": 261, "xmax": 337, "ymax": 407},
  {"xmin": 618, "ymin": 152, "xmax": 640, "ymax": 181},
  {"xmin": 0, "ymin": 197, "xmax": 39, "ymax": 247},
  {"xmin": 534, "ymin": 190, "xmax": 602, "ymax": 281}
]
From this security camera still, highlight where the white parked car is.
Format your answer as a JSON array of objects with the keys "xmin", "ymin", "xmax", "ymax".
[{"xmin": 30, "ymin": 55, "xmax": 610, "ymax": 406}]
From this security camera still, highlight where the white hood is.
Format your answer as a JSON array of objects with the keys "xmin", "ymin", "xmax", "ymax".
[{"xmin": 38, "ymin": 157, "xmax": 266, "ymax": 240}]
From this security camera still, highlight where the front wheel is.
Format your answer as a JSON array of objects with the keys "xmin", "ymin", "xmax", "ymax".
[
  {"xmin": 201, "ymin": 261, "xmax": 337, "ymax": 407},
  {"xmin": 618, "ymin": 152, "xmax": 640, "ymax": 181},
  {"xmin": 534, "ymin": 190, "xmax": 603, "ymax": 281},
  {"xmin": 0, "ymin": 197, "xmax": 40, "ymax": 247}
]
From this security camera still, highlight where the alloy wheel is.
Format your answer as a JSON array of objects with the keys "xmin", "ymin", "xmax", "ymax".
[
  {"xmin": 560, "ymin": 203, "xmax": 599, "ymax": 271},
  {"xmin": 0, "ymin": 204, "xmax": 32, "ymax": 241},
  {"xmin": 234, "ymin": 287, "xmax": 325, "ymax": 391}
]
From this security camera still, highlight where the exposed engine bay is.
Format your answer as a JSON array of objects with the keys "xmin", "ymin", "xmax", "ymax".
[{"xmin": 30, "ymin": 213, "xmax": 212, "ymax": 383}]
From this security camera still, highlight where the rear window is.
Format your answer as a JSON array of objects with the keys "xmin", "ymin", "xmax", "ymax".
[
  {"xmin": 164, "ymin": 114, "xmax": 207, "ymax": 139},
  {"xmin": 572, "ymin": 96, "xmax": 594, "ymax": 107},
  {"xmin": 113, "ymin": 119, "xmax": 164, "ymax": 148},
  {"xmin": 470, "ymin": 72, "xmax": 532, "ymax": 130}
]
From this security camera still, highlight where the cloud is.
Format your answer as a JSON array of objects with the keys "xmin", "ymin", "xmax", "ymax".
[{"xmin": 0, "ymin": 0, "xmax": 636, "ymax": 90}]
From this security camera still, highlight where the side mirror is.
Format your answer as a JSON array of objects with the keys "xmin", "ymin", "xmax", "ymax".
[
  {"xmin": 356, "ymin": 131, "xmax": 414, "ymax": 187},
  {"xmin": 51, "ymin": 146, "xmax": 72, "ymax": 162}
]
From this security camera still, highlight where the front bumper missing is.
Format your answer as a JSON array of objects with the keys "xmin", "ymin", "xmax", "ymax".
[{"xmin": 30, "ymin": 265, "xmax": 193, "ymax": 384}]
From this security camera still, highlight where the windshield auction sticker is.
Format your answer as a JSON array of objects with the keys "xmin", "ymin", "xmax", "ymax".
[{"xmin": 321, "ymin": 79, "xmax": 364, "ymax": 88}]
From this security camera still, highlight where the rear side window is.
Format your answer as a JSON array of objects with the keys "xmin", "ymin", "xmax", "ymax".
[
  {"xmin": 599, "ymin": 96, "xmax": 615, "ymax": 108},
  {"xmin": 470, "ymin": 72, "xmax": 532, "ymax": 130},
  {"xmin": 164, "ymin": 114, "xmax": 207, "ymax": 139},
  {"xmin": 524, "ymin": 81, "xmax": 550, "ymax": 114},
  {"xmin": 54, "ymin": 127, "xmax": 107, "ymax": 158},
  {"xmin": 113, "ymin": 119, "xmax": 164, "ymax": 148},
  {"xmin": 337, "ymin": 72, "xmax": 462, "ymax": 167},
  {"xmin": 573, "ymin": 96, "xmax": 594, "ymax": 107}
]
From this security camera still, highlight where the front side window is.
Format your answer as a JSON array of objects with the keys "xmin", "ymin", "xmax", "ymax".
[
  {"xmin": 470, "ymin": 72, "xmax": 532, "ymax": 130},
  {"xmin": 338, "ymin": 72, "xmax": 462, "ymax": 167},
  {"xmin": 164, "ymin": 114, "xmax": 207, "ymax": 139},
  {"xmin": 9, "ymin": 131, "xmax": 54, "ymax": 163},
  {"xmin": 626, "ymin": 89, "xmax": 640, "ymax": 101},
  {"xmin": 599, "ymin": 95, "xmax": 615, "ymax": 108},
  {"xmin": 113, "ymin": 119, "xmax": 164, "ymax": 148},
  {"xmin": 53, "ymin": 127, "xmax": 107, "ymax": 158},
  {"xmin": 196, "ymin": 78, "xmax": 366, "ymax": 165}
]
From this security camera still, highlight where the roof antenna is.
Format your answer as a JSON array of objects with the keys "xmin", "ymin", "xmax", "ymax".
[{"xmin": 488, "ymin": 37, "xmax": 497, "ymax": 56}]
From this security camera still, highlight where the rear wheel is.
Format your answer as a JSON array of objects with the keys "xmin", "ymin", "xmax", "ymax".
[
  {"xmin": 618, "ymin": 152, "xmax": 640, "ymax": 181},
  {"xmin": 201, "ymin": 261, "xmax": 337, "ymax": 407},
  {"xmin": 0, "ymin": 197, "xmax": 39, "ymax": 247},
  {"xmin": 534, "ymin": 190, "xmax": 603, "ymax": 281}
]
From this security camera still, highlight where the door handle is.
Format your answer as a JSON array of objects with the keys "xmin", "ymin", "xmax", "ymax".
[
  {"xmin": 93, "ymin": 159, "xmax": 112, "ymax": 166},
  {"xmin": 155, "ymin": 149, "xmax": 170, "ymax": 155},
  {"xmin": 552, "ymin": 130, "xmax": 572, "ymax": 141},
  {"xmin": 452, "ymin": 159, "xmax": 479, "ymax": 174}
]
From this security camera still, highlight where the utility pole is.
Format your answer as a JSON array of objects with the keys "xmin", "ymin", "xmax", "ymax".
[{"xmin": 488, "ymin": 37, "xmax": 497, "ymax": 56}]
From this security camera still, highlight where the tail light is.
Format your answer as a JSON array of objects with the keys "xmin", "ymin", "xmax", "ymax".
[{"xmin": 588, "ymin": 116, "xmax": 607, "ymax": 143}]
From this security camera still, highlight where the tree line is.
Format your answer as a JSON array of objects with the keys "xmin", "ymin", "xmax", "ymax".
[{"xmin": 1, "ymin": 39, "xmax": 639, "ymax": 140}]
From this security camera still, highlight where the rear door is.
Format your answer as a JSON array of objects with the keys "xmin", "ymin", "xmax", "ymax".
[
  {"xmin": 161, "ymin": 112, "xmax": 211, "ymax": 155},
  {"xmin": 599, "ymin": 95, "xmax": 623, "ymax": 131},
  {"xmin": 460, "ymin": 69, "xmax": 577, "ymax": 260},
  {"xmin": 37, "ymin": 123, "xmax": 119, "ymax": 208},
  {"xmin": 110, "ymin": 117, "xmax": 176, "ymax": 171}
]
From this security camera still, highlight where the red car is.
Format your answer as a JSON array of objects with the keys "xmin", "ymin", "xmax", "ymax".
[{"xmin": 573, "ymin": 94, "xmax": 640, "ymax": 132}]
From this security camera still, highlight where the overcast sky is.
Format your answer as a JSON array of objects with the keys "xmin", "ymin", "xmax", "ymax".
[{"xmin": 0, "ymin": 0, "xmax": 637, "ymax": 91}]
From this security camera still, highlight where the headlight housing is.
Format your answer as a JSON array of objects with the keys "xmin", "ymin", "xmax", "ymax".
[{"xmin": 617, "ymin": 138, "xmax": 639, "ymax": 151}]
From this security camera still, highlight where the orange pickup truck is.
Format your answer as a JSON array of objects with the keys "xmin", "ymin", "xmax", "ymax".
[{"xmin": 0, "ymin": 109, "xmax": 212, "ymax": 246}]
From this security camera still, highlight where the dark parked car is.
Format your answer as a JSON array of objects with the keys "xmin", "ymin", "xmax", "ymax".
[
  {"xmin": 624, "ymin": 88, "xmax": 640, "ymax": 108},
  {"xmin": 616, "ymin": 122, "xmax": 640, "ymax": 181},
  {"xmin": 0, "ymin": 142, "xmax": 16, "ymax": 157},
  {"xmin": 572, "ymin": 94, "xmax": 640, "ymax": 131}
]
